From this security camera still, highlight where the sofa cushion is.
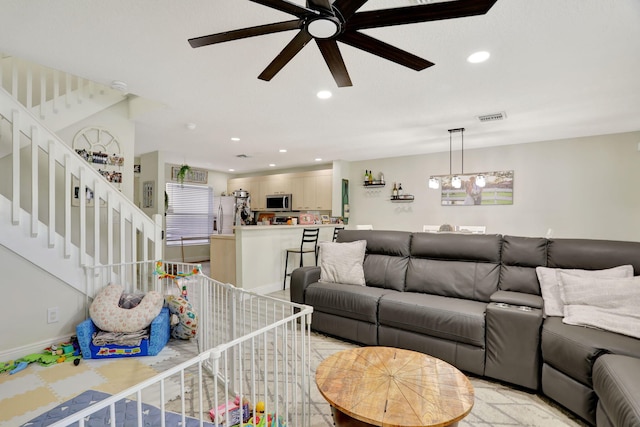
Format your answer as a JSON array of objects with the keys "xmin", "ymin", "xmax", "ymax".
[
  {"xmin": 378, "ymin": 293, "xmax": 487, "ymax": 347},
  {"xmin": 305, "ymin": 282, "xmax": 394, "ymax": 324},
  {"xmin": 499, "ymin": 235, "xmax": 547, "ymax": 295},
  {"xmin": 318, "ymin": 240, "xmax": 366, "ymax": 286},
  {"xmin": 593, "ymin": 354, "xmax": 640, "ymax": 427},
  {"xmin": 547, "ymin": 238, "xmax": 640, "ymax": 273},
  {"xmin": 559, "ymin": 273, "xmax": 640, "ymax": 339},
  {"xmin": 406, "ymin": 259, "xmax": 500, "ymax": 302},
  {"xmin": 541, "ymin": 317, "xmax": 640, "ymax": 387},
  {"xmin": 337, "ymin": 230, "xmax": 412, "ymax": 291},
  {"xmin": 406, "ymin": 233, "xmax": 502, "ymax": 301}
]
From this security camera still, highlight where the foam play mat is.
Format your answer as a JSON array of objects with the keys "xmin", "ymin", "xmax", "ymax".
[{"xmin": 21, "ymin": 389, "xmax": 214, "ymax": 426}]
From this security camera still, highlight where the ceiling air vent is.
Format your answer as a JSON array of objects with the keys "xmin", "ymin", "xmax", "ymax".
[
  {"xmin": 236, "ymin": 154, "xmax": 250, "ymax": 159},
  {"xmin": 477, "ymin": 111, "xmax": 507, "ymax": 123}
]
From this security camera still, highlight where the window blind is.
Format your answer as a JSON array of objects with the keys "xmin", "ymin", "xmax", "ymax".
[{"xmin": 165, "ymin": 182, "xmax": 213, "ymax": 245}]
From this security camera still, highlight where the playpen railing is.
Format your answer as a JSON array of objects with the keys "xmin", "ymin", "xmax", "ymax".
[{"xmin": 71, "ymin": 260, "xmax": 314, "ymax": 427}]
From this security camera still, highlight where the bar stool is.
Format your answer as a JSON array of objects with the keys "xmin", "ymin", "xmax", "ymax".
[
  {"xmin": 316, "ymin": 226, "xmax": 345, "ymax": 261},
  {"xmin": 332, "ymin": 226, "xmax": 344, "ymax": 242},
  {"xmin": 283, "ymin": 228, "xmax": 320, "ymax": 289}
]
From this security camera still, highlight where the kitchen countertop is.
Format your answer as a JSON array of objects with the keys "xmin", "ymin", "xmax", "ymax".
[
  {"xmin": 234, "ymin": 223, "xmax": 340, "ymax": 230},
  {"xmin": 209, "ymin": 234, "xmax": 235, "ymax": 239}
]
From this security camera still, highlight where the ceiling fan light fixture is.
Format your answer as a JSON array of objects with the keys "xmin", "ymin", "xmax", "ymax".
[
  {"xmin": 317, "ymin": 90, "xmax": 332, "ymax": 99},
  {"xmin": 306, "ymin": 17, "xmax": 341, "ymax": 39}
]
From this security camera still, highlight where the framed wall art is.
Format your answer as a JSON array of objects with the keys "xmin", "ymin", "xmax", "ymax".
[
  {"xmin": 441, "ymin": 170, "xmax": 514, "ymax": 206},
  {"xmin": 171, "ymin": 166, "xmax": 208, "ymax": 184}
]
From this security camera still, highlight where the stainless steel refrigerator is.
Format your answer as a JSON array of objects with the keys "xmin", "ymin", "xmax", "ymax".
[{"xmin": 213, "ymin": 196, "xmax": 235, "ymax": 235}]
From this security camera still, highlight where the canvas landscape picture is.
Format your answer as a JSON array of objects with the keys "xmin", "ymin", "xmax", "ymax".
[{"xmin": 441, "ymin": 170, "xmax": 514, "ymax": 206}]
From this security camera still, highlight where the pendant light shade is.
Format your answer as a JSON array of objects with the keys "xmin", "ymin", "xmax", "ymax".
[{"xmin": 429, "ymin": 128, "xmax": 486, "ymax": 192}]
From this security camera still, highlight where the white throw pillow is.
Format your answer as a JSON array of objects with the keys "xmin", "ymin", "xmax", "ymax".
[
  {"xmin": 536, "ymin": 265, "xmax": 633, "ymax": 317},
  {"xmin": 318, "ymin": 240, "xmax": 366, "ymax": 286},
  {"xmin": 558, "ymin": 273, "xmax": 640, "ymax": 339}
]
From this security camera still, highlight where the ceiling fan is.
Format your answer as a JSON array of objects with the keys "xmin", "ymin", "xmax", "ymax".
[{"xmin": 188, "ymin": 0, "xmax": 498, "ymax": 87}]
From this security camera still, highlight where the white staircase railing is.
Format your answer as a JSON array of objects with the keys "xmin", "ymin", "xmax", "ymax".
[
  {"xmin": 0, "ymin": 55, "xmax": 127, "ymax": 132},
  {"xmin": 0, "ymin": 85, "xmax": 162, "ymax": 293}
]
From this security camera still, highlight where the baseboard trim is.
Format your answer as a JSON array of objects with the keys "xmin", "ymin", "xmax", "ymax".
[{"xmin": 0, "ymin": 334, "xmax": 74, "ymax": 363}]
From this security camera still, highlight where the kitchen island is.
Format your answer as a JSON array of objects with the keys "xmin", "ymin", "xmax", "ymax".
[{"xmin": 211, "ymin": 224, "xmax": 338, "ymax": 293}]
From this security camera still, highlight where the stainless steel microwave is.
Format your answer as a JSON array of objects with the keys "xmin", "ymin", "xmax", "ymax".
[{"xmin": 265, "ymin": 194, "xmax": 292, "ymax": 211}]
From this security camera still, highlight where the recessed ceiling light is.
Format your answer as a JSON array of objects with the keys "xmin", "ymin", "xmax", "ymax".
[
  {"xmin": 467, "ymin": 51, "xmax": 490, "ymax": 63},
  {"xmin": 228, "ymin": 168, "xmax": 235, "ymax": 172},
  {"xmin": 279, "ymin": 149, "xmax": 287, "ymax": 153},
  {"xmin": 231, "ymin": 137, "xmax": 240, "ymax": 141},
  {"xmin": 317, "ymin": 90, "xmax": 332, "ymax": 99},
  {"xmin": 185, "ymin": 123, "xmax": 196, "ymax": 130},
  {"xmin": 315, "ymin": 158, "xmax": 322, "ymax": 162}
]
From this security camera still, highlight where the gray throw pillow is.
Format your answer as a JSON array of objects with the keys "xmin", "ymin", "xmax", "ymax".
[
  {"xmin": 536, "ymin": 265, "xmax": 633, "ymax": 317},
  {"xmin": 318, "ymin": 240, "xmax": 367, "ymax": 286},
  {"xmin": 558, "ymin": 273, "xmax": 640, "ymax": 339}
]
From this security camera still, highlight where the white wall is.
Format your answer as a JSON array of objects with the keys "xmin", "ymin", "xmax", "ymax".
[
  {"xmin": 347, "ymin": 131, "xmax": 640, "ymax": 241},
  {"xmin": 0, "ymin": 245, "xmax": 86, "ymax": 356},
  {"xmin": 56, "ymin": 100, "xmax": 135, "ymax": 201}
]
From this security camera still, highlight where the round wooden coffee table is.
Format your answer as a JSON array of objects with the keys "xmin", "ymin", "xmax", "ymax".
[{"xmin": 315, "ymin": 347, "xmax": 474, "ymax": 427}]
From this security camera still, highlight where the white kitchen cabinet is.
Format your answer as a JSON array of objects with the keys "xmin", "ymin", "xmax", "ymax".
[
  {"xmin": 263, "ymin": 175, "xmax": 292, "ymax": 195},
  {"xmin": 227, "ymin": 178, "xmax": 264, "ymax": 210},
  {"xmin": 229, "ymin": 169, "xmax": 332, "ymax": 212}
]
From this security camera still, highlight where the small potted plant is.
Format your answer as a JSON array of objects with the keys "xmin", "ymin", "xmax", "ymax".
[{"xmin": 177, "ymin": 164, "xmax": 191, "ymax": 185}]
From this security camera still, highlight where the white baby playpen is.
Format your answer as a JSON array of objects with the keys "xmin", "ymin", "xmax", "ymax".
[{"xmin": 46, "ymin": 260, "xmax": 313, "ymax": 427}]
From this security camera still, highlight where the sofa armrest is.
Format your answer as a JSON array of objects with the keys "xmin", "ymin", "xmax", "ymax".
[
  {"xmin": 491, "ymin": 290, "xmax": 543, "ymax": 309},
  {"xmin": 290, "ymin": 266, "xmax": 321, "ymax": 304}
]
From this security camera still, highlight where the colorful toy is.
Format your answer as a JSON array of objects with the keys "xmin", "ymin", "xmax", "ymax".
[
  {"xmin": 0, "ymin": 340, "xmax": 82, "ymax": 375},
  {"xmin": 10, "ymin": 361, "xmax": 28, "ymax": 375},
  {"xmin": 1, "ymin": 360, "xmax": 16, "ymax": 374},
  {"xmin": 210, "ymin": 395, "xmax": 250, "ymax": 426},
  {"xmin": 153, "ymin": 261, "xmax": 201, "ymax": 282},
  {"xmin": 243, "ymin": 413, "xmax": 286, "ymax": 427},
  {"xmin": 165, "ymin": 294, "xmax": 198, "ymax": 340}
]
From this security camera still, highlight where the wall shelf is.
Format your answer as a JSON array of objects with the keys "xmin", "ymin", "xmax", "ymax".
[
  {"xmin": 390, "ymin": 195, "xmax": 414, "ymax": 203},
  {"xmin": 363, "ymin": 181, "xmax": 386, "ymax": 188}
]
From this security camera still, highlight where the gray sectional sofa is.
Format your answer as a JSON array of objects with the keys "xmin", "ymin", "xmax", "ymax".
[{"xmin": 290, "ymin": 230, "xmax": 640, "ymax": 426}]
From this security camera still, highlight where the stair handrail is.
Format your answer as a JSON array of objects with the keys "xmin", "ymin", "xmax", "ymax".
[{"xmin": 0, "ymin": 86, "xmax": 162, "ymax": 270}]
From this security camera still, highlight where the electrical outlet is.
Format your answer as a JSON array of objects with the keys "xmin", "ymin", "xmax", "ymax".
[{"xmin": 47, "ymin": 307, "xmax": 59, "ymax": 324}]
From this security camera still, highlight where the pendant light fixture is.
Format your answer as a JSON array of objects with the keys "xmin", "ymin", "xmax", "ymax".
[
  {"xmin": 450, "ymin": 128, "xmax": 464, "ymax": 189},
  {"xmin": 428, "ymin": 128, "xmax": 464, "ymax": 190},
  {"xmin": 428, "ymin": 128, "xmax": 489, "ymax": 191}
]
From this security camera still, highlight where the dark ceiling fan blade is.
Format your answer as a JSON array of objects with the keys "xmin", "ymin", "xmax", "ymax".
[
  {"xmin": 333, "ymin": 0, "xmax": 369, "ymax": 20},
  {"xmin": 307, "ymin": 0, "xmax": 332, "ymax": 13},
  {"xmin": 339, "ymin": 31, "xmax": 434, "ymax": 71},
  {"xmin": 316, "ymin": 39, "xmax": 353, "ymax": 87},
  {"xmin": 250, "ymin": 0, "xmax": 318, "ymax": 18},
  {"xmin": 347, "ymin": 0, "xmax": 498, "ymax": 30},
  {"xmin": 189, "ymin": 20, "xmax": 301, "ymax": 48},
  {"xmin": 258, "ymin": 30, "xmax": 313, "ymax": 81}
]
